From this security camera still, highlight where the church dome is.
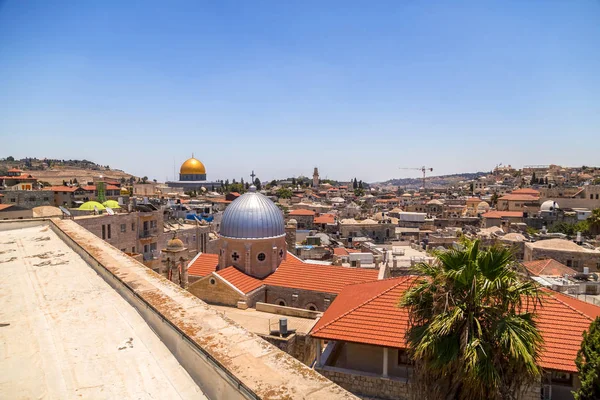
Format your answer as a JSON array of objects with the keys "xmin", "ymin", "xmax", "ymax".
[
  {"xmin": 541, "ymin": 200, "xmax": 559, "ymax": 212},
  {"xmin": 220, "ymin": 186, "xmax": 285, "ymax": 239},
  {"xmin": 180, "ymin": 157, "xmax": 206, "ymax": 175}
]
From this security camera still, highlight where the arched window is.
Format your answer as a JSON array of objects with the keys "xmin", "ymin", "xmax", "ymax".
[
  {"xmin": 257, "ymin": 252, "xmax": 266, "ymax": 262},
  {"xmin": 306, "ymin": 303, "xmax": 318, "ymax": 311},
  {"xmin": 276, "ymin": 299, "xmax": 287, "ymax": 307}
]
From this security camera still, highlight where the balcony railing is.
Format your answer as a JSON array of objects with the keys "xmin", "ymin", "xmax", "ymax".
[{"xmin": 139, "ymin": 228, "xmax": 158, "ymax": 238}]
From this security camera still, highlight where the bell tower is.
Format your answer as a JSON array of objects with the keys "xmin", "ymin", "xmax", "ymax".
[{"xmin": 313, "ymin": 167, "xmax": 319, "ymax": 189}]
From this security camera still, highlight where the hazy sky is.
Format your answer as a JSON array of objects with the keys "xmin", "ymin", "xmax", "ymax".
[{"xmin": 1, "ymin": 1, "xmax": 599, "ymax": 183}]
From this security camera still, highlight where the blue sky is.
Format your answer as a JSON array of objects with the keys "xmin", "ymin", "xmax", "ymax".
[{"xmin": 1, "ymin": 1, "xmax": 599, "ymax": 183}]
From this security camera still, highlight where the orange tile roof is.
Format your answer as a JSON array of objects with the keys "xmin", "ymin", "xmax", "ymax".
[
  {"xmin": 523, "ymin": 259, "xmax": 577, "ymax": 277},
  {"xmin": 188, "ymin": 253, "xmax": 219, "ymax": 277},
  {"xmin": 7, "ymin": 168, "xmax": 22, "ymax": 173},
  {"xmin": 314, "ymin": 214, "xmax": 335, "ymax": 224},
  {"xmin": 536, "ymin": 289, "xmax": 600, "ymax": 372},
  {"xmin": 289, "ymin": 209, "xmax": 315, "ymax": 216},
  {"xmin": 333, "ymin": 247, "xmax": 349, "ymax": 256},
  {"xmin": 188, "ymin": 252, "xmax": 378, "ymax": 294},
  {"xmin": 499, "ymin": 194, "xmax": 539, "ymax": 201},
  {"xmin": 264, "ymin": 257, "xmax": 378, "ymax": 294},
  {"xmin": 511, "ymin": 188, "xmax": 541, "ymax": 196},
  {"xmin": 482, "ymin": 211, "xmax": 524, "ymax": 219},
  {"xmin": 217, "ymin": 266, "xmax": 263, "ymax": 294},
  {"xmin": 311, "ymin": 277, "xmax": 415, "ymax": 348},
  {"xmin": 311, "ymin": 278, "xmax": 600, "ymax": 372}
]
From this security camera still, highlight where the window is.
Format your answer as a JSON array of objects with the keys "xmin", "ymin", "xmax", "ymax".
[
  {"xmin": 231, "ymin": 251, "xmax": 240, "ymax": 261},
  {"xmin": 107, "ymin": 224, "xmax": 111, "ymax": 239},
  {"xmin": 131, "ymin": 247, "xmax": 135, "ymax": 253},
  {"xmin": 277, "ymin": 300, "xmax": 287, "ymax": 307},
  {"xmin": 120, "ymin": 224, "xmax": 126, "ymax": 232},
  {"xmin": 29, "ymin": 197, "xmax": 35, "ymax": 202},
  {"xmin": 397, "ymin": 350, "xmax": 410, "ymax": 365},
  {"xmin": 591, "ymin": 194, "xmax": 594, "ymax": 200},
  {"xmin": 596, "ymin": 194, "xmax": 599, "ymax": 200},
  {"xmin": 131, "ymin": 223, "xmax": 135, "ymax": 231},
  {"xmin": 549, "ymin": 371, "xmax": 573, "ymax": 385},
  {"xmin": 566, "ymin": 260, "xmax": 572, "ymax": 267},
  {"xmin": 257, "ymin": 252, "xmax": 266, "ymax": 262},
  {"xmin": 10, "ymin": 198, "xmax": 15, "ymax": 203},
  {"xmin": 102, "ymin": 225, "xmax": 106, "ymax": 239},
  {"xmin": 307, "ymin": 304, "xmax": 317, "ymax": 311},
  {"xmin": 121, "ymin": 248, "xmax": 126, "ymax": 252},
  {"xmin": 209, "ymin": 277, "xmax": 217, "ymax": 285},
  {"xmin": 43, "ymin": 197, "xmax": 49, "ymax": 201}
]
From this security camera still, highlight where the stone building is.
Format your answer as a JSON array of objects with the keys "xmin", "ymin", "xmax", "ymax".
[
  {"xmin": 524, "ymin": 239, "xmax": 600, "ymax": 272},
  {"xmin": 0, "ymin": 190, "xmax": 52, "ymax": 208},
  {"xmin": 338, "ymin": 218, "xmax": 395, "ymax": 244},
  {"xmin": 287, "ymin": 208, "xmax": 315, "ymax": 229},
  {"xmin": 0, "ymin": 204, "xmax": 33, "ymax": 220}
]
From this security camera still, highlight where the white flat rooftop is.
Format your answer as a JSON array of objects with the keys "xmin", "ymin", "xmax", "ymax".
[{"xmin": 0, "ymin": 225, "xmax": 205, "ymax": 399}]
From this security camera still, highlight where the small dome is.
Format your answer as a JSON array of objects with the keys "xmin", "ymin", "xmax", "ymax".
[
  {"xmin": 180, "ymin": 157, "xmax": 206, "ymax": 175},
  {"xmin": 541, "ymin": 200, "xmax": 559, "ymax": 212},
  {"xmin": 427, "ymin": 199, "xmax": 443, "ymax": 205},
  {"xmin": 167, "ymin": 237, "xmax": 184, "ymax": 251},
  {"xmin": 477, "ymin": 201, "xmax": 490, "ymax": 210},
  {"xmin": 220, "ymin": 186, "xmax": 285, "ymax": 239}
]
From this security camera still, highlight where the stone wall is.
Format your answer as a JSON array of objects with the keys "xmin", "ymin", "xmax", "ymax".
[
  {"xmin": 265, "ymin": 286, "xmax": 336, "ymax": 312},
  {"xmin": 317, "ymin": 367, "xmax": 410, "ymax": 400},
  {"xmin": 74, "ymin": 213, "xmax": 138, "ymax": 253},
  {"xmin": 0, "ymin": 190, "xmax": 52, "ymax": 209},
  {"xmin": 188, "ymin": 274, "xmax": 244, "ymax": 307}
]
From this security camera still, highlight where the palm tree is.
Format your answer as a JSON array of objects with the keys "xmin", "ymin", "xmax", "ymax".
[{"xmin": 401, "ymin": 239, "xmax": 543, "ymax": 400}]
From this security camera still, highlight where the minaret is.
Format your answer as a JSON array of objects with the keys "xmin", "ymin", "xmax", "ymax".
[{"xmin": 313, "ymin": 167, "xmax": 319, "ymax": 189}]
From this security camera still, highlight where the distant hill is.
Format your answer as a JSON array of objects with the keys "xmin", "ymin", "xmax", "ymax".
[
  {"xmin": 0, "ymin": 157, "xmax": 138, "ymax": 186},
  {"xmin": 376, "ymin": 171, "xmax": 489, "ymax": 189}
]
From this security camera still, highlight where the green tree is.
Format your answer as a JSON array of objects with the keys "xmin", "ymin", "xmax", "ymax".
[
  {"xmin": 276, "ymin": 187, "xmax": 293, "ymax": 199},
  {"xmin": 401, "ymin": 240, "xmax": 543, "ymax": 400},
  {"xmin": 574, "ymin": 317, "xmax": 600, "ymax": 400},
  {"xmin": 588, "ymin": 209, "xmax": 600, "ymax": 235},
  {"xmin": 142, "ymin": 176, "xmax": 148, "ymax": 183},
  {"xmin": 530, "ymin": 172, "xmax": 536, "ymax": 185},
  {"xmin": 353, "ymin": 178, "xmax": 358, "ymax": 189},
  {"xmin": 6, "ymin": 156, "xmax": 14, "ymax": 162},
  {"xmin": 490, "ymin": 192, "xmax": 499, "ymax": 207},
  {"xmin": 354, "ymin": 188, "xmax": 365, "ymax": 197},
  {"xmin": 254, "ymin": 178, "xmax": 262, "ymax": 190}
]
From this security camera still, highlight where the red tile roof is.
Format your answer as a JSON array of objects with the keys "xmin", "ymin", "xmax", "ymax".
[
  {"xmin": 264, "ymin": 256, "xmax": 378, "ymax": 294},
  {"xmin": 499, "ymin": 194, "xmax": 539, "ymax": 201},
  {"xmin": 536, "ymin": 289, "xmax": 600, "ymax": 372},
  {"xmin": 188, "ymin": 253, "xmax": 219, "ymax": 277},
  {"xmin": 7, "ymin": 168, "xmax": 22, "ymax": 173},
  {"xmin": 0, "ymin": 204, "xmax": 14, "ymax": 211},
  {"xmin": 482, "ymin": 211, "xmax": 524, "ymax": 219},
  {"xmin": 333, "ymin": 247, "xmax": 349, "ymax": 256},
  {"xmin": 314, "ymin": 214, "xmax": 335, "ymax": 224},
  {"xmin": 216, "ymin": 266, "xmax": 263, "ymax": 294},
  {"xmin": 187, "ymin": 252, "xmax": 378, "ymax": 294},
  {"xmin": 311, "ymin": 277, "xmax": 600, "ymax": 372},
  {"xmin": 523, "ymin": 259, "xmax": 577, "ymax": 277},
  {"xmin": 289, "ymin": 209, "xmax": 315, "ymax": 216},
  {"xmin": 311, "ymin": 277, "xmax": 415, "ymax": 348},
  {"xmin": 511, "ymin": 188, "xmax": 541, "ymax": 196}
]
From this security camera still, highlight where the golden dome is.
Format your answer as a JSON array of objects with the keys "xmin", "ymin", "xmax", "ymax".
[{"xmin": 180, "ymin": 156, "xmax": 206, "ymax": 175}]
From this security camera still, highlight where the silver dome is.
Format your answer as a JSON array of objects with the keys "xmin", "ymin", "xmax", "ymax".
[{"xmin": 220, "ymin": 187, "xmax": 285, "ymax": 239}]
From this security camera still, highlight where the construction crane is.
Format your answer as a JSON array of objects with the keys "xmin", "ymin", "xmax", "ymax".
[{"xmin": 399, "ymin": 166, "xmax": 433, "ymax": 190}]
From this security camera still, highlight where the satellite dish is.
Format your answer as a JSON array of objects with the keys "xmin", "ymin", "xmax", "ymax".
[
  {"xmin": 58, "ymin": 206, "xmax": 72, "ymax": 218},
  {"xmin": 105, "ymin": 207, "xmax": 115, "ymax": 215}
]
